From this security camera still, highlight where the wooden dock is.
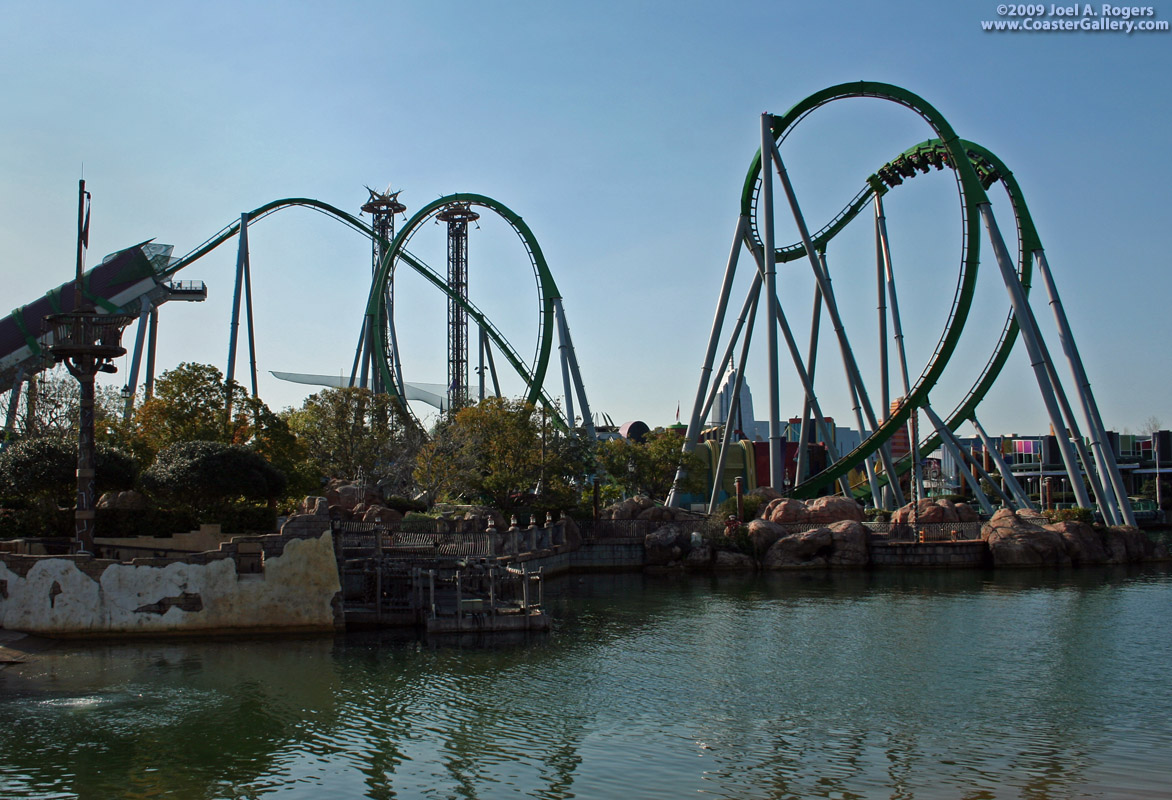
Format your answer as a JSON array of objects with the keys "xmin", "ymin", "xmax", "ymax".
[{"xmin": 332, "ymin": 522, "xmax": 551, "ymax": 634}]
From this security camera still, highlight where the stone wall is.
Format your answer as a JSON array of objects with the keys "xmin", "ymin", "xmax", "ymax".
[
  {"xmin": 0, "ymin": 527, "xmax": 341, "ymax": 638},
  {"xmin": 870, "ymin": 541, "xmax": 989, "ymax": 568}
]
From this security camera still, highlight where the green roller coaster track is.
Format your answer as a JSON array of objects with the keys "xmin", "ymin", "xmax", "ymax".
[
  {"xmin": 739, "ymin": 82, "xmax": 1042, "ymax": 499},
  {"xmin": 162, "ymin": 194, "xmax": 568, "ymax": 430}
]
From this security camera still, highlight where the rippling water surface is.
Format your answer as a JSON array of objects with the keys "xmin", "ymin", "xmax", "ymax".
[{"xmin": 2, "ymin": 565, "xmax": 1170, "ymax": 799}]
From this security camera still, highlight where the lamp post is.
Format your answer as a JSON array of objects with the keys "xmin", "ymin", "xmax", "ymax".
[{"xmin": 43, "ymin": 181, "xmax": 133, "ymax": 554}]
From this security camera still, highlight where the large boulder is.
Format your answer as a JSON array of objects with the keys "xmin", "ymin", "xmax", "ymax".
[
  {"xmin": 684, "ymin": 543, "xmax": 714, "ymax": 571},
  {"xmin": 96, "ymin": 490, "xmax": 148, "ymax": 510},
  {"xmin": 746, "ymin": 519, "xmax": 787, "ymax": 554},
  {"xmin": 827, "ymin": 520, "xmax": 869, "ymax": 566},
  {"xmin": 299, "ymin": 496, "xmax": 330, "ymax": 516},
  {"xmin": 806, "ymin": 496, "xmax": 865, "ymax": 524},
  {"xmin": 766, "ymin": 498, "xmax": 809, "ymax": 525},
  {"xmin": 981, "ymin": 509, "xmax": 1070, "ymax": 567},
  {"xmin": 1049, "ymin": 520, "xmax": 1109, "ymax": 565},
  {"xmin": 645, "ymin": 524, "xmax": 689, "ymax": 566},
  {"xmin": 603, "ymin": 495, "xmax": 656, "ymax": 520},
  {"xmin": 762, "ymin": 526, "xmax": 834, "ymax": 569},
  {"xmin": 955, "ymin": 502, "xmax": 980, "ymax": 523},
  {"xmin": 891, "ymin": 498, "xmax": 969, "ymax": 525},
  {"xmin": 637, "ymin": 505, "xmax": 687, "ymax": 531},
  {"xmin": 362, "ymin": 505, "xmax": 404, "ymax": 525},
  {"xmin": 712, "ymin": 549, "xmax": 756, "ymax": 571},
  {"xmin": 747, "ymin": 486, "xmax": 782, "ymax": 516},
  {"xmin": 1101, "ymin": 526, "xmax": 1162, "ymax": 563}
]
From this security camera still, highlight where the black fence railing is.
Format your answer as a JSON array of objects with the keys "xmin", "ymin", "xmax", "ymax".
[{"xmin": 865, "ymin": 521, "xmax": 984, "ymax": 543}]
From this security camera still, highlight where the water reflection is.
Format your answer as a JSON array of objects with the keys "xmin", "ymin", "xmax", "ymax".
[{"xmin": 1, "ymin": 564, "xmax": 1169, "ymax": 799}]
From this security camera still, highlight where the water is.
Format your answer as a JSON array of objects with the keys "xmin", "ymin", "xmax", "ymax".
[{"xmin": 2, "ymin": 565, "xmax": 1170, "ymax": 799}]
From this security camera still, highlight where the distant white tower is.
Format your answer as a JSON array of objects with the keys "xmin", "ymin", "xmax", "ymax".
[{"xmin": 710, "ymin": 362, "xmax": 760, "ymax": 439}]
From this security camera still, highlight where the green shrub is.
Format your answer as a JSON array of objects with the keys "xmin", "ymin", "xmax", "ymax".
[
  {"xmin": 715, "ymin": 493, "xmax": 763, "ymax": 521},
  {"xmin": 0, "ymin": 506, "xmax": 72, "ymax": 539},
  {"xmin": 1044, "ymin": 507, "xmax": 1095, "ymax": 525}
]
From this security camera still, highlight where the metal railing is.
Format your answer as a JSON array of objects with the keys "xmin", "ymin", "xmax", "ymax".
[{"xmin": 865, "ymin": 521, "xmax": 984, "ymax": 543}]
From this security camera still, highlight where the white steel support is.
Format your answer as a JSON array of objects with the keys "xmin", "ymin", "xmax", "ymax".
[
  {"xmin": 552, "ymin": 298, "xmax": 595, "ymax": 440},
  {"xmin": 557, "ymin": 317, "xmax": 575, "ymax": 425},
  {"xmin": 796, "ymin": 285, "xmax": 822, "ymax": 485},
  {"xmin": 709, "ymin": 289, "xmax": 761, "ymax": 513},
  {"xmin": 876, "ymin": 194, "xmax": 924, "ymax": 501},
  {"xmin": 971, "ymin": 415, "xmax": 1033, "ymax": 509},
  {"xmin": 923, "ymin": 405, "xmax": 996, "ymax": 515},
  {"xmin": 770, "ymin": 141, "xmax": 903, "ymax": 507},
  {"xmin": 699, "ymin": 269, "xmax": 763, "ymax": 427},
  {"xmin": 122, "ymin": 309, "xmax": 150, "ymax": 422},
  {"xmin": 978, "ymin": 204, "xmax": 1093, "ymax": 510},
  {"xmin": 667, "ymin": 216, "xmax": 748, "ymax": 507},
  {"xmin": 1, "ymin": 369, "xmax": 25, "ymax": 450},
  {"xmin": 876, "ymin": 197, "xmax": 890, "ymax": 418},
  {"xmin": 761, "ymin": 114, "xmax": 784, "ymax": 491},
  {"xmin": 762, "ymin": 253, "xmax": 852, "ymax": 498},
  {"xmin": 1033, "ymin": 249, "xmax": 1134, "ymax": 526}
]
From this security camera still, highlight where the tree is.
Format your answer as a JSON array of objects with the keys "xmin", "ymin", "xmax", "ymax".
[
  {"xmin": 595, "ymin": 429, "xmax": 706, "ymax": 502},
  {"xmin": 414, "ymin": 397, "xmax": 593, "ymax": 512},
  {"xmin": 141, "ymin": 441, "xmax": 286, "ymax": 512},
  {"xmin": 283, "ymin": 387, "xmax": 424, "ymax": 492},
  {"xmin": 0, "ymin": 435, "xmax": 137, "ymax": 508},
  {"xmin": 1141, "ymin": 416, "xmax": 1163, "ymax": 435},
  {"xmin": 126, "ymin": 363, "xmax": 300, "ymax": 473},
  {"xmin": 1, "ymin": 368, "xmax": 125, "ymax": 443}
]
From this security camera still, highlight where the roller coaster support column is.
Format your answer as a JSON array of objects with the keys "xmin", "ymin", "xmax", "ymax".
[
  {"xmin": 2, "ymin": 369, "xmax": 26, "ymax": 451},
  {"xmin": 552, "ymin": 298, "xmax": 596, "ymax": 440},
  {"xmin": 555, "ymin": 310, "xmax": 575, "ymax": 427},
  {"xmin": 479, "ymin": 328, "xmax": 488, "ymax": 403},
  {"xmin": 761, "ymin": 114, "xmax": 784, "ymax": 492},
  {"xmin": 438, "ymin": 203, "xmax": 479, "ymax": 409},
  {"xmin": 709, "ymin": 287, "xmax": 761, "ymax": 512},
  {"xmin": 923, "ymin": 405, "xmax": 996, "ymax": 515},
  {"xmin": 971, "ymin": 415, "xmax": 1033, "ymax": 509},
  {"xmin": 226, "ymin": 213, "xmax": 259, "ymax": 419},
  {"xmin": 796, "ymin": 286, "xmax": 822, "ymax": 485},
  {"xmin": 122, "ymin": 309, "xmax": 149, "ymax": 423},
  {"xmin": 144, "ymin": 308, "xmax": 158, "ymax": 400},
  {"xmin": 876, "ymin": 193, "xmax": 925, "ymax": 501},
  {"xmin": 767, "ymin": 259, "xmax": 853, "ymax": 499},
  {"xmin": 699, "ymin": 269, "xmax": 761, "ymax": 428},
  {"xmin": 1038, "ymin": 349, "xmax": 1115, "ymax": 521},
  {"xmin": 769, "ymin": 138, "xmax": 903, "ymax": 507},
  {"xmin": 978, "ymin": 204, "xmax": 1093, "ymax": 511},
  {"xmin": 1033, "ymin": 249, "xmax": 1134, "ymax": 526},
  {"xmin": 667, "ymin": 215, "xmax": 747, "ymax": 507},
  {"xmin": 876, "ymin": 198, "xmax": 889, "ymax": 418}
]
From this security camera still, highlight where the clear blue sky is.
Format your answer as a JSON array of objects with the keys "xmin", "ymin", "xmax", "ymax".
[{"xmin": 2, "ymin": 0, "xmax": 1169, "ymax": 436}]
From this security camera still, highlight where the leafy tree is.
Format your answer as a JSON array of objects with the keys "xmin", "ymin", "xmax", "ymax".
[
  {"xmin": 1, "ymin": 368, "xmax": 126, "ymax": 443},
  {"xmin": 0, "ymin": 435, "xmax": 137, "ymax": 508},
  {"xmin": 141, "ymin": 441, "xmax": 286, "ymax": 511},
  {"xmin": 130, "ymin": 363, "xmax": 238, "ymax": 456},
  {"xmin": 595, "ymin": 428, "xmax": 706, "ymax": 502},
  {"xmin": 414, "ymin": 397, "xmax": 592, "ymax": 511},
  {"xmin": 126, "ymin": 362, "xmax": 299, "ymax": 470},
  {"xmin": 283, "ymin": 387, "xmax": 423, "ymax": 492}
]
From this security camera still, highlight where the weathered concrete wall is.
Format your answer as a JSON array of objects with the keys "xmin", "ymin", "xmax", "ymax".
[
  {"xmin": 95, "ymin": 524, "xmax": 234, "ymax": 555},
  {"xmin": 0, "ymin": 530, "xmax": 341, "ymax": 637}
]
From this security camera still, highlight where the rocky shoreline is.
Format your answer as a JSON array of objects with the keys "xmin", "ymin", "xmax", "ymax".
[{"xmin": 605, "ymin": 494, "xmax": 1171, "ymax": 572}]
